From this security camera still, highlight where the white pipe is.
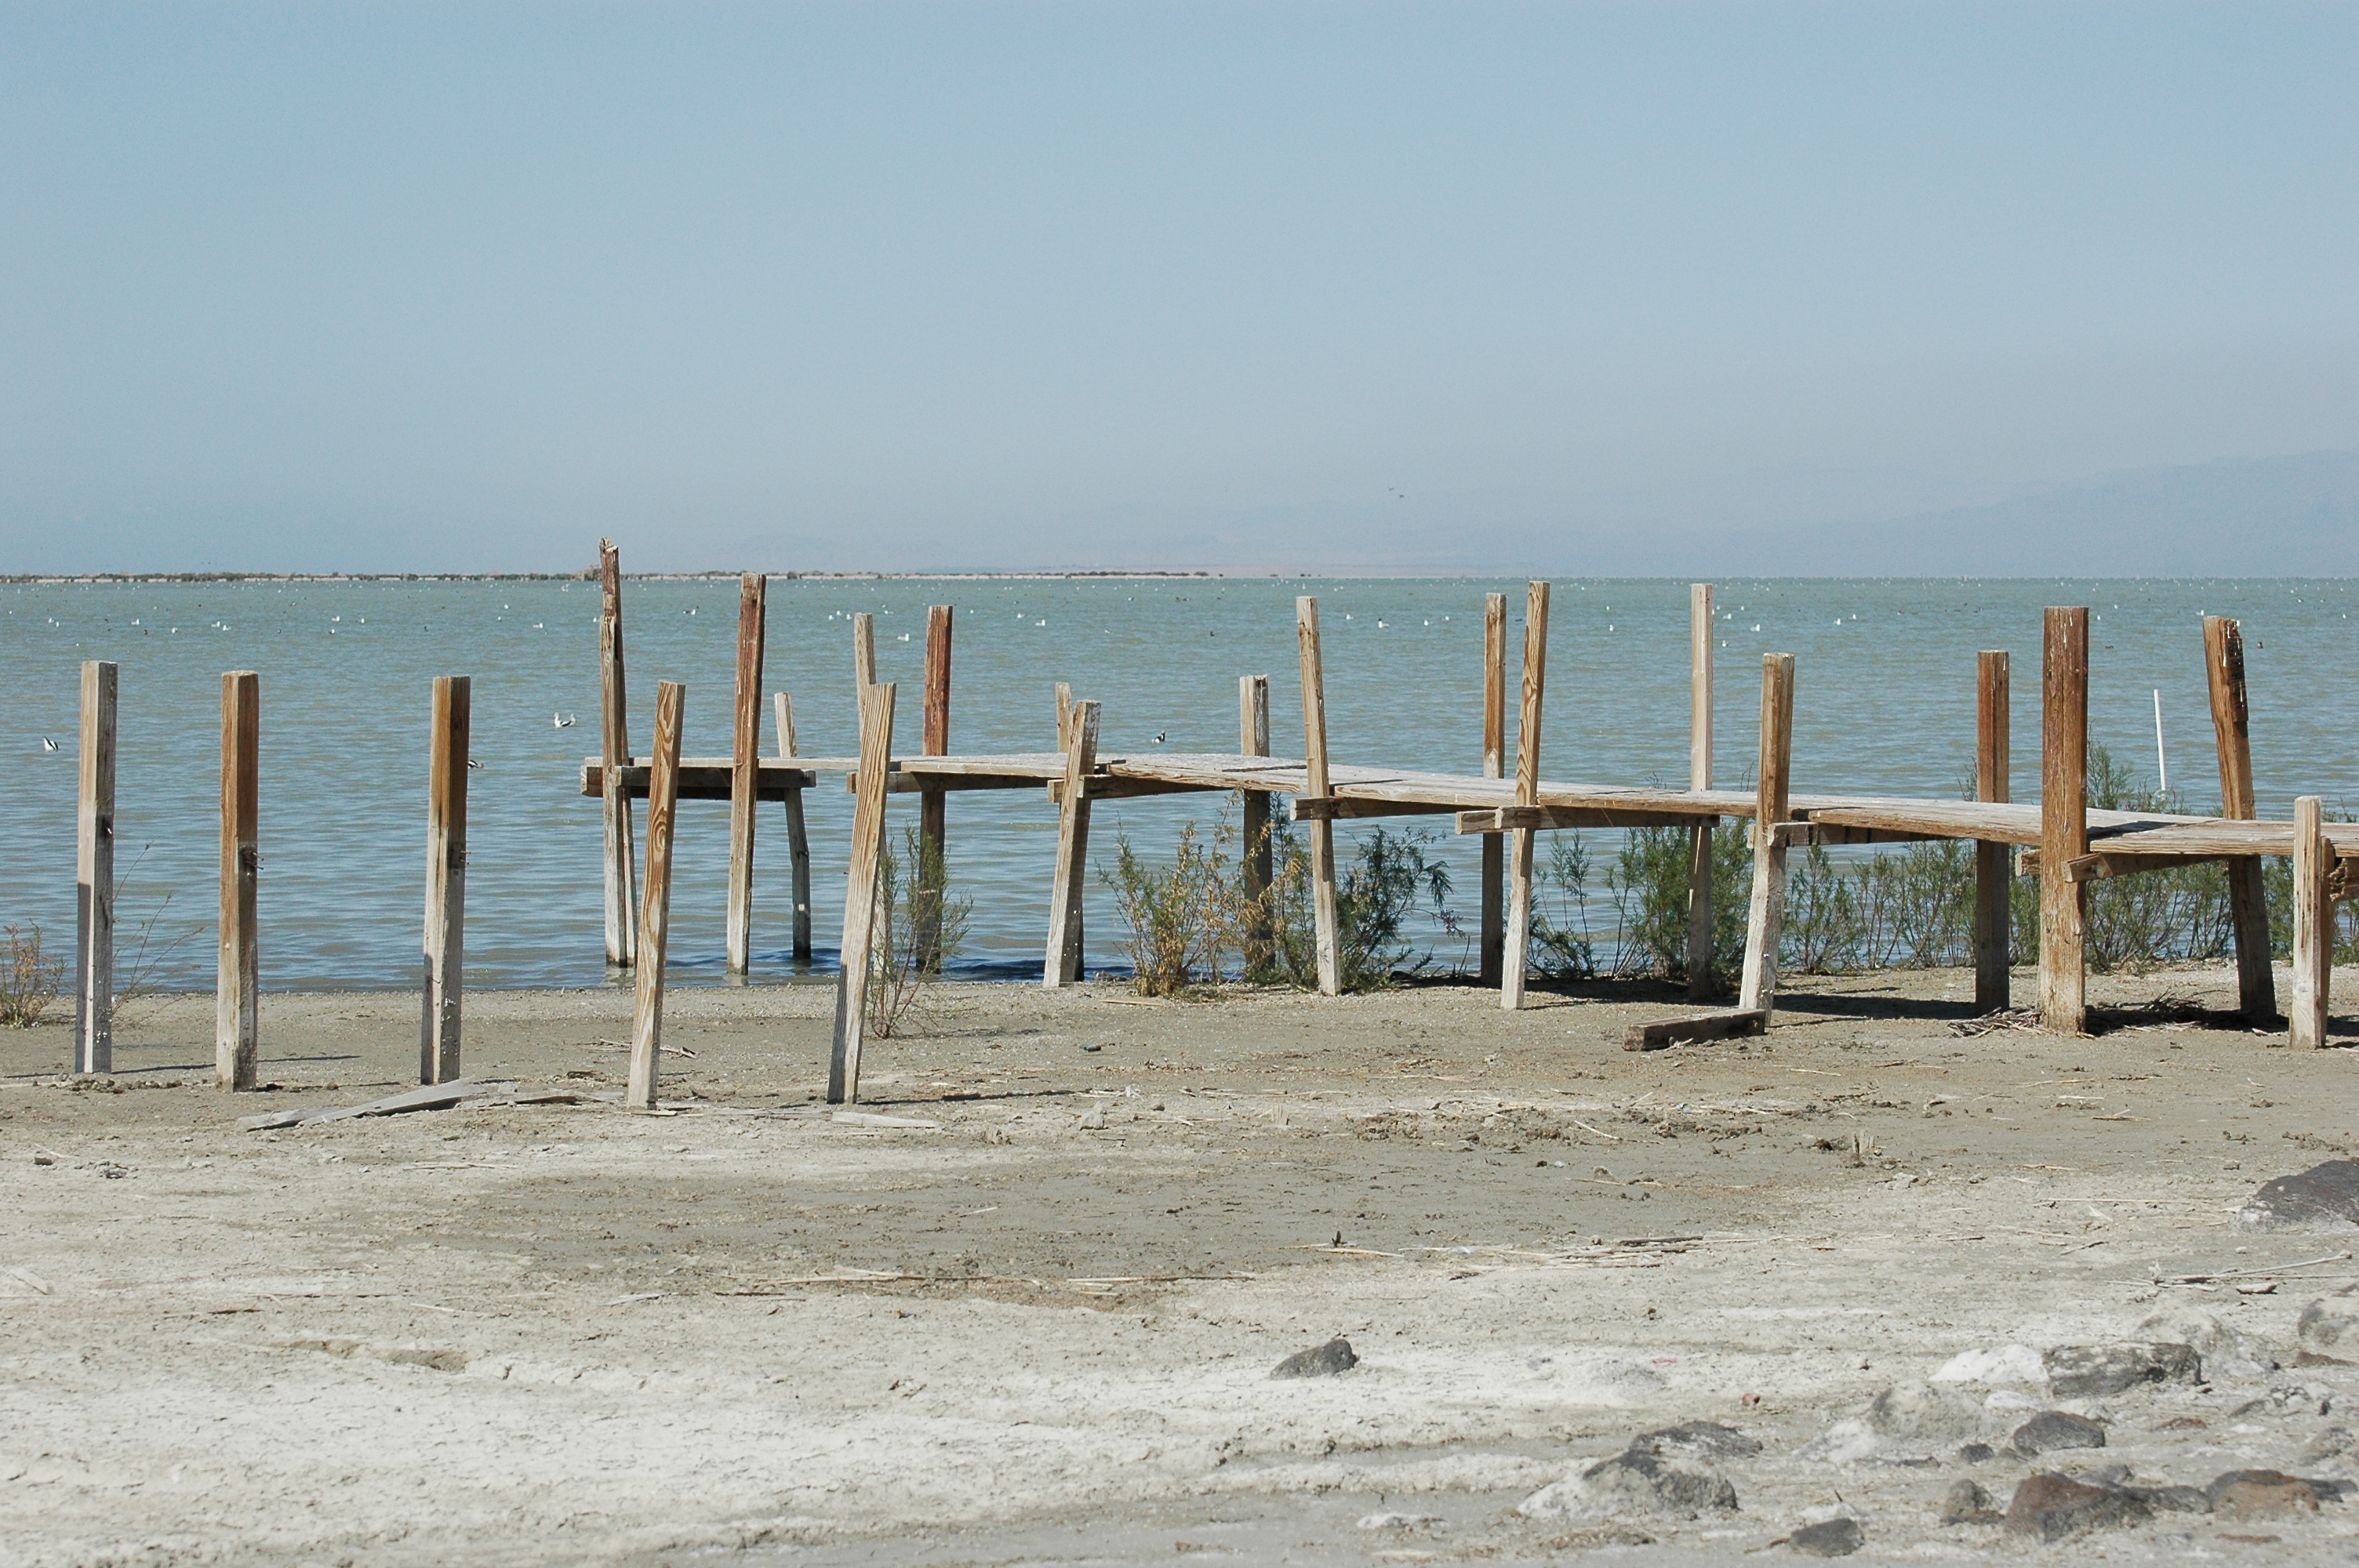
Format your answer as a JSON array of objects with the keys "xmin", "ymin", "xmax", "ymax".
[{"xmin": 2154, "ymin": 688, "xmax": 2168, "ymax": 795}]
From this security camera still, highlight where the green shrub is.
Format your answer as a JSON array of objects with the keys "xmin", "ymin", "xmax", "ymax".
[
  {"xmin": 867, "ymin": 825, "xmax": 972, "ymax": 1037},
  {"xmin": 1106, "ymin": 817, "xmax": 1240, "ymax": 997},
  {"xmin": 1, "ymin": 924, "xmax": 64, "ymax": 1028}
]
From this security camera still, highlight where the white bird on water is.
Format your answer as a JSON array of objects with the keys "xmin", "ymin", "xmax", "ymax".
[
  {"xmin": 41, "ymin": 736, "xmax": 60, "ymax": 753},
  {"xmin": 1151, "ymin": 731, "xmax": 1169, "ymax": 744},
  {"xmin": 554, "ymin": 712, "xmax": 577, "ymax": 729}
]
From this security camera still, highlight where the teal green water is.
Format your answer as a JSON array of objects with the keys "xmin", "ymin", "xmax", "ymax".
[{"xmin": 3, "ymin": 577, "xmax": 2354, "ymax": 991}]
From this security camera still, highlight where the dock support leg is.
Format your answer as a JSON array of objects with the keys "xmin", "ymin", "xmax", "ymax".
[
  {"xmin": 1501, "ymin": 828, "xmax": 1536, "ymax": 1007},
  {"xmin": 1239, "ymin": 674, "xmax": 1272, "ymax": 976},
  {"xmin": 774, "ymin": 692, "xmax": 812, "ymax": 960},
  {"xmin": 1043, "ymin": 699, "xmax": 1099, "ymax": 989},
  {"xmin": 598, "ymin": 540, "xmax": 637, "ymax": 968},
  {"xmin": 1974, "ymin": 650, "xmax": 2012, "ymax": 1011},
  {"xmin": 1296, "ymin": 598, "xmax": 1342, "ymax": 996},
  {"xmin": 74, "ymin": 659, "xmax": 117, "ymax": 1076},
  {"xmin": 2204, "ymin": 615, "xmax": 2277, "ymax": 1024},
  {"xmin": 217, "ymin": 671, "xmax": 260, "ymax": 1091},
  {"xmin": 917, "ymin": 605, "xmax": 953, "ymax": 969},
  {"xmin": 2291, "ymin": 795, "xmax": 2329, "ymax": 1051},
  {"xmin": 420, "ymin": 676, "xmax": 470, "ymax": 1085},
  {"xmin": 1686, "ymin": 583, "xmax": 1714, "ymax": 1000},
  {"xmin": 831, "ymin": 681, "xmax": 897, "ymax": 1101},
  {"xmin": 1480, "ymin": 592, "xmax": 1507, "ymax": 986},
  {"xmin": 1737, "ymin": 654, "xmax": 1794, "ymax": 1018},
  {"xmin": 2039, "ymin": 608, "xmax": 2089, "ymax": 1034},
  {"xmin": 725, "ymin": 574, "xmax": 766, "ymax": 977},
  {"xmin": 1501, "ymin": 582, "xmax": 1550, "ymax": 1010},
  {"xmin": 627, "ymin": 681, "xmax": 685, "ymax": 1107}
]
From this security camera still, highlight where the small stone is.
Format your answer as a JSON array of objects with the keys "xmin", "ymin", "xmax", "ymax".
[
  {"xmin": 1931, "ymin": 1344, "xmax": 2045, "ymax": 1387},
  {"xmin": 1270, "ymin": 1336, "xmax": 1357, "ymax": 1379},
  {"xmin": 1785, "ymin": 1516, "xmax": 1863, "ymax": 1555},
  {"xmin": 2238, "ymin": 1160, "xmax": 2359, "ymax": 1229},
  {"xmin": 2012, "ymin": 1410, "xmax": 2107, "ymax": 1455},
  {"xmin": 1940, "ymin": 1479, "xmax": 2001, "ymax": 1525},
  {"xmin": 2005, "ymin": 1473, "xmax": 2151, "ymax": 1541},
  {"xmin": 2299, "ymin": 1425, "xmax": 2352, "ymax": 1464},
  {"xmin": 1627, "ymin": 1420, "xmax": 1763, "ymax": 1461},
  {"xmin": 2043, "ymin": 1341, "xmax": 2201, "ymax": 1397},
  {"xmin": 1863, "ymin": 1381, "xmax": 1983, "ymax": 1444},
  {"xmin": 2208, "ymin": 1469, "xmax": 2347, "ymax": 1520},
  {"xmin": 2138, "ymin": 1301, "xmax": 2274, "ymax": 1381},
  {"xmin": 1957, "ymin": 1443, "xmax": 1996, "ymax": 1465},
  {"xmin": 1529, "ymin": 1448, "xmax": 1738, "ymax": 1518},
  {"xmin": 1355, "ymin": 1511, "xmax": 1441, "ymax": 1530},
  {"xmin": 2297, "ymin": 1287, "xmax": 2359, "ymax": 1362}
]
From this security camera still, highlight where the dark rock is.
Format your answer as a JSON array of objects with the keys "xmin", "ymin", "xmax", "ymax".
[
  {"xmin": 1576, "ymin": 1448, "xmax": 1739, "ymax": 1515},
  {"xmin": 1940, "ymin": 1479, "xmax": 2002, "ymax": 1525},
  {"xmin": 2005, "ymin": 1473, "xmax": 2152, "ymax": 1541},
  {"xmin": 2207, "ymin": 1469, "xmax": 2350, "ymax": 1520},
  {"xmin": 2012, "ymin": 1410, "xmax": 2107, "ymax": 1455},
  {"xmin": 1956, "ymin": 1443, "xmax": 1997, "ymax": 1465},
  {"xmin": 1628, "ymin": 1420, "xmax": 1763, "ymax": 1461},
  {"xmin": 1785, "ymin": 1516, "xmax": 1863, "ymax": 1555},
  {"xmin": 1270, "ymin": 1337, "xmax": 1357, "ymax": 1378},
  {"xmin": 2043, "ymin": 1341, "xmax": 2202, "ymax": 1397},
  {"xmin": 2238, "ymin": 1160, "xmax": 2359, "ymax": 1229}
]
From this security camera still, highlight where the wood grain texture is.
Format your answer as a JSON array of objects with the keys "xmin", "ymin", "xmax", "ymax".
[
  {"xmin": 1480, "ymin": 591, "xmax": 1507, "ymax": 989},
  {"xmin": 1239, "ymin": 673, "xmax": 1272, "ymax": 975},
  {"xmin": 1297, "ymin": 597, "xmax": 1341, "ymax": 996},
  {"xmin": 2205, "ymin": 615, "xmax": 2277, "ymax": 1022},
  {"xmin": 627, "ymin": 681, "xmax": 686, "ymax": 1107},
  {"xmin": 420, "ymin": 676, "xmax": 471, "ymax": 1085},
  {"xmin": 1974, "ymin": 649, "xmax": 2012, "ymax": 1013},
  {"xmin": 1043, "ymin": 699, "xmax": 1100, "ymax": 989},
  {"xmin": 2291, "ymin": 794, "xmax": 2329, "ymax": 1050},
  {"xmin": 1737, "ymin": 653, "xmax": 1795, "ymax": 1016},
  {"xmin": 853, "ymin": 612, "xmax": 877, "ymax": 692},
  {"xmin": 1501, "ymin": 582, "xmax": 1550, "ymax": 1011},
  {"xmin": 726, "ymin": 575, "xmax": 766, "ymax": 975},
  {"xmin": 830, "ymin": 681, "xmax": 896, "ymax": 1102},
  {"xmin": 598, "ymin": 539, "xmax": 636, "ymax": 967},
  {"xmin": 2040, "ymin": 607, "xmax": 2089, "ymax": 1033},
  {"xmin": 776, "ymin": 691, "xmax": 812, "ymax": 960},
  {"xmin": 75, "ymin": 659, "xmax": 117, "ymax": 1075},
  {"xmin": 917, "ymin": 604, "xmax": 953, "ymax": 969},
  {"xmin": 1687, "ymin": 583, "xmax": 1716, "ymax": 1001},
  {"xmin": 217, "ymin": 671, "xmax": 260, "ymax": 1091}
]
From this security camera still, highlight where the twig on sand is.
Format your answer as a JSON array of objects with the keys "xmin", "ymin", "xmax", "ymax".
[{"xmin": 2157, "ymin": 1250, "xmax": 2352, "ymax": 1285}]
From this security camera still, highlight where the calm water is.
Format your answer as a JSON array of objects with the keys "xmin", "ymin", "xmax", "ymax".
[{"xmin": 3, "ymin": 576, "xmax": 2355, "ymax": 993}]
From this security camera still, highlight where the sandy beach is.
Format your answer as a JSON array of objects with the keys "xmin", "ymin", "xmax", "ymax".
[{"xmin": 5, "ymin": 969, "xmax": 2356, "ymax": 1566}]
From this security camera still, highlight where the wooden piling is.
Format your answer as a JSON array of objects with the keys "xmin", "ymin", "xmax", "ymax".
[
  {"xmin": 627, "ymin": 681, "xmax": 686, "ymax": 1107},
  {"xmin": 217, "ymin": 671, "xmax": 260, "ymax": 1091},
  {"xmin": 853, "ymin": 612, "xmax": 877, "ymax": 691},
  {"xmin": 774, "ymin": 691, "xmax": 812, "ymax": 960},
  {"xmin": 2039, "ymin": 607, "xmax": 2089, "ymax": 1034},
  {"xmin": 2204, "ymin": 615, "xmax": 2277, "ymax": 1023},
  {"xmin": 1974, "ymin": 650, "xmax": 2012, "ymax": 1012},
  {"xmin": 1736, "ymin": 653, "xmax": 1796, "ymax": 1017},
  {"xmin": 1685, "ymin": 583, "xmax": 1715, "ymax": 1000},
  {"xmin": 1501, "ymin": 582, "xmax": 1550, "ymax": 1011},
  {"xmin": 598, "ymin": 540, "xmax": 637, "ymax": 968},
  {"xmin": 1479, "ymin": 592, "xmax": 1507, "ymax": 988},
  {"xmin": 2291, "ymin": 794, "xmax": 2329, "ymax": 1050},
  {"xmin": 1044, "ymin": 699, "xmax": 1101, "ymax": 989},
  {"xmin": 1056, "ymin": 681, "xmax": 1073, "ymax": 746},
  {"xmin": 725, "ymin": 575, "xmax": 767, "ymax": 976},
  {"xmin": 1296, "ymin": 598, "xmax": 1342, "ymax": 996},
  {"xmin": 1239, "ymin": 673, "xmax": 1272, "ymax": 974},
  {"xmin": 917, "ymin": 605, "xmax": 953, "ymax": 968},
  {"xmin": 420, "ymin": 676, "xmax": 470, "ymax": 1085},
  {"xmin": 74, "ymin": 659, "xmax": 116, "ymax": 1075},
  {"xmin": 830, "ymin": 681, "xmax": 897, "ymax": 1102}
]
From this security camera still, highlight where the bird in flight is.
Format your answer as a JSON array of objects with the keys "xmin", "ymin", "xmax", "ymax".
[
  {"xmin": 1151, "ymin": 731, "xmax": 1169, "ymax": 744},
  {"xmin": 41, "ymin": 736, "xmax": 60, "ymax": 753},
  {"xmin": 554, "ymin": 712, "xmax": 577, "ymax": 728}
]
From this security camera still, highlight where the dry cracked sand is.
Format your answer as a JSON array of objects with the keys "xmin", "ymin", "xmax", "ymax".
[{"xmin": 5, "ymin": 967, "xmax": 2358, "ymax": 1566}]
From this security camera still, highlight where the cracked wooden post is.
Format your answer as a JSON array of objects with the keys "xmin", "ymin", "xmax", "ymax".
[
  {"xmin": 852, "ymin": 612, "xmax": 877, "ymax": 696},
  {"xmin": 74, "ymin": 659, "xmax": 116, "ymax": 1075},
  {"xmin": 830, "ymin": 681, "xmax": 896, "ymax": 1102},
  {"xmin": 2291, "ymin": 795, "xmax": 2329, "ymax": 1051},
  {"xmin": 725, "ymin": 575, "xmax": 766, "ymax": 977},
  {"xmin": 598, "ymin": 539, "xmax": 637, "ymax": 968},
  {"xmin": 2205, "ymin": 615, "xmax": 2277, "ymax": 1024},
  {"xmin": 217, "ymin": 671, "xmax": 260, "ymax": 1091},
  {"xmin": 420, "ymin": 676, "xmax": 470, "ymax": 1085},
  {"xmin": 774, "ymin": 692, "xmax": 812, "ymax": 960},
  {"xmin": 917, "ymin": 605, "xmax": 953, "ymax": 969},
  {"xmin": 1296, "ymin": 597, "xmax": 1342, "ymax": 996},
  {"xmin": 1686, "ymin": 583, "xmax": 1716, "ymax": 1000},
  {"xmin": 1479, "ymin": 592, "xmax": 1507, "ymax": 988},
  {"xmin": 1974, "ymin": 650, "xmax": 2012, "ymax": 1013},
  {"xmin": 2039, "ymin": 607, "xmax": 2089, "ymax": 1035},
  {"xmin": 1736, "ymin": 653, "xmax": 1796, "ymax": 1018},
  {"xmin": 1239, "ymin": 673, "xmax": 1272, "ymax": 975},
  {"xmin": 1043, "ymin": 699, "xmax": 1100, "ymax": 989},
  {"xmin": 627, "ymin": 681, "xmax": 685, "ymax": 1107},
  {"xmin": 1501, "ymin": 582, "xmax": 1550, "ymax": 1010}
]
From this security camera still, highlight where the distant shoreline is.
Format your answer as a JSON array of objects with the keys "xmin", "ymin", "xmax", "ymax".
[{"xmin": 1, "ymin": 568, "xmax": 1227, "ymax": 585}]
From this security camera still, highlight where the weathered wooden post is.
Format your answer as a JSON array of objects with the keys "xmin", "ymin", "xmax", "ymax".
[
  {"xmin": 1736, "ymin": 653, "xmax": 1796, "ymax": 1018},
  {"xmin": 627, "ymin": 681, "xmax": 686, "ymax": 1107},
  {"xmin": 917, "ymin": 604, "xmax": 954, "ymax": 968},
  {"xmin": 2203, "ymin": 615, "xmax": 2277, "ymax": 1023},
  {"xmin": 725, "ymin": 574, "xmax": 766, "ymax": 977},
  {"xmin": 74, "ymin": 659, "xmax": 117, "ymax": 1075},
  {"xmin": 2291, "ymin": 795, "xmax": 2329, "ymax": 1050},
  {"xmin": 1480, "ymin": 592, "xmax": 1507, "ymax": 987},
  {"xmin": 1296, "ymin": 597, "xmax": 1342, "ymax": 996},
  {"xmin": 1685, "ymin": 583, "xmax": 1715, "ymax": 1000},
  {"xmin": 831, "ymin": 681, "xmax": 897, "ymax": 1102},
  {"xmin": 598, "ymin": 539, "xmax": 637, "ymax": 968},
  {"xmin": 1239, "ymin": 673, "xmax": 1272, "ymax": 974},
  {"xmin": 852, "ymin": 612, "xmax": 877, "ymax": 693},
  {"xmin": 1044, "ymin": 699, "xmax": 1100, "ymax": 989},
  {"xmin": 420, "ymin": 676, "xmax": 470, "ymax": 1085},
  {"xmin": 1974, "ymin": 651, "xmax": 2012, "ymax": 1012},
  {"xmin": 217, "ymin": 671, "xmax": 260, "ymax": 1091},
  {"xmin": 2039, "ymin": 607, "xmax": 2089, "ymax": 1034},
  {"xmin": 1500, "ymin": 581, "xmax": 1550, "ymax": 1011},
  {"xmin": 774, "ymin": 692, "xmax": 813, "ymax": 960}
]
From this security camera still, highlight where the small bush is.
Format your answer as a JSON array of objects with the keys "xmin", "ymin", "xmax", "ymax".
[
  {"xmin": 1106, "ymin": 817, "xmax": 1240, "ymax": 997},
  {"xmin": 2, "ymin": 925, "xmax": 64, "ymax": 1028},
  {"xmin": 867, "ymin": 826, "xmax": 971, "ymax": 1038},
  {"xmin": 1252, "ymin": 814, "xmax": 1461, "ymax": 991}
]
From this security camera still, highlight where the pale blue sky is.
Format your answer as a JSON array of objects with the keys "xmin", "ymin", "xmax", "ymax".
[{"xmin": 5, "ymin": 2, "xmax": 2353, "ymax": 572}]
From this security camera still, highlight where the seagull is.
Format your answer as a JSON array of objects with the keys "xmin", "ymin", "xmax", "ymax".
[
  {"xmin": 467, "ymin": 758, "xmax": 485, "ymax": 771},
  {"xmin": 1151, "ymin": 730, "xmax": 1169, "ymax": 744},
  {"xmin": 40, "ymin": 736, "xmax": 60, "ymax": 753},
  {"xmin": 554, "ymin": 712, "xmax": 577, "ymax": 729}
]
